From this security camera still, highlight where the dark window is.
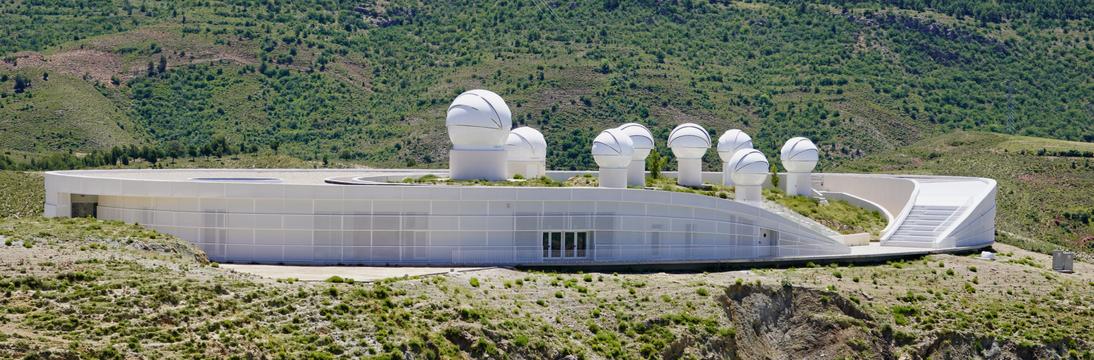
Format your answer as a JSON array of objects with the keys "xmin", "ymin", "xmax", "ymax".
[
  {"xmin": 542, "ymin": 231, "xmax": 591, "ymax": 259},
  {"xmin": 577, "ymin": 232, "xmax": 587, "ymax": 257},
  {"xmin": 542, "ymin": 232, "xmax": 549, "ymax": 258},
  {"xmin": 551, "ymin": 232, "xmax": 562, "ymax": 258},
  {"xmin": 565, "ymin": 232, "xmax": 575, "ymax": 257}
]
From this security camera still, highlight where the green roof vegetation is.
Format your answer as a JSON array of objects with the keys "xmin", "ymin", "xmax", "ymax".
[{"xmin": 403, "ymin": 173, "xmax": 885, "ymax": 236}]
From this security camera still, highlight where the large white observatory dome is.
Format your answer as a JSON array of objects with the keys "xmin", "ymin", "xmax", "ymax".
[
  {"xmin": 667, "ymin": 123, "xmax": 711, "ymax": 159},
  {"xmin": 446, "ymin": 89, "xmax": 512, "ymax": 149},
  {"xmin": 780, "ymin": 137, "xmax": 819, "ymax": 173},
  {"xmin": 617, "ymin": 123, "xmax": 654, "ymax": 153},
  {"xmin": 505, "ymin": 127, "xmax": 547, "ymax": 161},
  {"xmin": 728, "ymin": 149, "xmax": 770, "ymax": 186},
  {"xmin": 592, "ymin": 128, "xmax": 635, "ymax": 168},
  {"xmin": 717, "ymin": 129, "xmax": 753, "ymax": 162}
]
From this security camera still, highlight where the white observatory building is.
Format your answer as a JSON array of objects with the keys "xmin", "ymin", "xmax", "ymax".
[
  {"xmin": 716, "ymin": 129, "xmax": 753, "ymax": 186},
  {"xmin": 505, "ymin": 127, "xmax": 547, "ymax": 178},
  {"xmin": 780, "ymin": 137, "xmax": 819, "ymax": 196},
  {"xmin": 617, "ymin": 123, "xmax": 654, "ymax": 187},
  {"xmin": 667, "ymin": 123, "xmax": 711, "ymax": 187},
  {"xmin": 446, "ymin": 89, "xmax": 512, "ymax": 181},
  {"xmin": 592, "ymin": 128, "xmax": 635, "ymax": 188},
  {"xmin": 41, "ymin": 88, "xmax": 999, "ymax": 267},
  {"xmin": 728, "ymin": 149, "xmax": 769, "ymax": 202}
]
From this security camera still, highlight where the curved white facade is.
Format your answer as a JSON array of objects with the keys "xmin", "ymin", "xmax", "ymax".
[
  {"xmin": 43, "ymin": 168, "xmax": 996, "ymax": 266},
  {"xmin": 44, "ymin": 169, "xmax": 859, "ymax": 266}
]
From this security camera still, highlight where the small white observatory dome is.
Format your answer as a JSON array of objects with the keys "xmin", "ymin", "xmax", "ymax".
[
  {"xmin": 617, "ymin": 123, "xmax": 654, "ymax": 152},
  {"xmin": 505, "ymin": 127, "xmax": 547, "ymax": 161},
  {"xmin": 780, "ymin": 137, "xmax": 819, "ymax": 173},
  {"xmin": 592, "ymin": 128, "xmax": 635, "ymax": 168},
  {"xmin": 717, "ymin": 129, "xmax": 753, "ymax": 162},
  {"xmin": 667, "ymin": 123, "xmax": 711, "ymax": 159},
  {"xmin": 446, "ymin": 89, "xmax": 513, "ymax": 149},
  {"xmin": 728, "ymin": 149, "xmax": 770, "ymax": 186}
]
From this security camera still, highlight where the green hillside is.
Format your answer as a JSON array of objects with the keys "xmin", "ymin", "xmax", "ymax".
[
  {"xmin": 0, "ymin": 0, "xmax": 1091, "ymax": 170},
  {"xmin": 834, "ymin": 131, "xmax": 1094, "ymax": 257},
  {"xmin": 0, "ymin": 69, "xmax": 139, "ymax": 151}
]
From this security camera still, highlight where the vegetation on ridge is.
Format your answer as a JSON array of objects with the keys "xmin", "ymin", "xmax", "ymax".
[{"xmin": 0, "ymin": 0, "xmax": 1090, "ymax": 171}]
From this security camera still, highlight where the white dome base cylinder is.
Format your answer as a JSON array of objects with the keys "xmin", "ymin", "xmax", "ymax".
[
  {"xmin": 599, "ymin": 167, "xmax": 628, "ymax": 188},
  {"xmin": 450, "ymin": 148, "xmax": 508, "ymax": 181},
  {"xmin": 785, "ymin": 172, "xmax": 812, "ymax": 196},
  {"xmin": 507, "ymin": 160, "xmax": 544, "ymax": 179},
  {"xmin": 736, "ymin": 184, "xmax": 763, "ymax": 202},
  {"xmin": 627, "ymin": 158, "xmax": 646, "ymax": 187},
  {"xmin": 721, "ymin": 162, "xmax": 734, "ymax": 186},
  {"xmin": 677, "ymin": 158, "xmax": 703, "ymax": 187}
]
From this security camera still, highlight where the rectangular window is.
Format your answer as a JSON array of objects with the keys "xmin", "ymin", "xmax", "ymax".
[
  {"xmin": 542, "ymin": 231, "xmax": 591, "ymax": 259},
  {"xmin": 565, "ymin": 232, "xmax": 575, "ymax": 257},
  {"xmin": 551, "ymin": 232, "xmax": 562, "ymax": 258},
  {"xmin": 576, "ymin": 232, "xmax": 587, "ymax": 258},
  {"xmin": 542, "ymin": 232, "xmax": 549, "ymax": 258}
]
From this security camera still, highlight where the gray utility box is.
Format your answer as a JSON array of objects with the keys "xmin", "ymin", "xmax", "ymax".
[{"xmin": 1052, "ymin": 250, "xmax": 1074, "ymax": 273}]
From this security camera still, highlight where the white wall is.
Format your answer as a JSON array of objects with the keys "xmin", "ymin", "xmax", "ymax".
[{"xmin": 45, "ymin": 170, "xmax": 849, "ymax": 266}]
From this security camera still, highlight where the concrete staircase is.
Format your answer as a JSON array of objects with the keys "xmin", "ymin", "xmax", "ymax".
[
  {"xmin": 810, "ymin": 177, "xmax": 829, "ymax": 205},
  {"xmin": 811, "ymin": 189, "xmax": 829, "ymax": 205},
  {"xmin": 886, "ymin": 205, "xmax": 961, "ymax": 247}
]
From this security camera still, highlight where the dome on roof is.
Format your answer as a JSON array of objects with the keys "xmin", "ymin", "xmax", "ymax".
[
  {"xmin": 667, "ymin": 123, "xmax": 710, "ymax": 159},
  {"xmin": 617, "ymin": 123, "xmax": 654, "ymax": 150},
  {"xmin": 728, "ymin": 149, "xmax": 769, "ymax": 186},
  {"xmin": 592, "ymin": 128, "xmax": 635, "ymax": 168},
  {"xmin": 780, "ymin": 137, "xmax": 819, "ymax": 172},
  {"xmin": 446, "ymin": 89, "xmax": 512, "ymax": 148},
  {"xmin": 505, "ymin": 127, "xmax": 547, "ymax": 161},
  {"xmin": 717, "ymin": 129, "xmax": 753, "ymax": 162}
]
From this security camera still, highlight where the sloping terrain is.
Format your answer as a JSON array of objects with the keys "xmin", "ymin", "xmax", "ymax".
[
  {"xmin": 0, "ymin": 0, "xmax": 1090, "ymax": 169},
  {"xmin": 0, "ymin": 70, "xmax": 139, "ymax": 151},
  {"xmin": 0, "ymin": 171, "xmax": 1089, "ymax": 358},
  {"xmin": 834, "ymin": 131, "xmax": 1094, "ymax": 258},
  {"xmin": 0, "ymin": 214, "xmax": 1090, "ymax": 359}
]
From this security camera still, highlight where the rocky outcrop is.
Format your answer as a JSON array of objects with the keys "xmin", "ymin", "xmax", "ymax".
[
  {"xmin": 721, "ymin": 284, "xmax": 889, "ymax": 359},
  {"xmin": 719, "ymin": 284, "xmax": 1086, "ymax": 359}
]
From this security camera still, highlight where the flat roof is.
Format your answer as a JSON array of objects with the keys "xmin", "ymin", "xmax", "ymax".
[{"xmin": 48, "ymin": 169, "xmax": 442, "ymax": 185}]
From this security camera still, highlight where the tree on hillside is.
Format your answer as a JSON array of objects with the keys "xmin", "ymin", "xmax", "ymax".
[
  {"xmin": 13, "ymin": 75, "xmax": 30, "ymax": 93},
  {"xmin": 158, "ymin": 55, "xmax": 167, "ymax": 75},
  {"xmin": 147, "ymin": 61, "xmax": 155, "ymax": 77}
]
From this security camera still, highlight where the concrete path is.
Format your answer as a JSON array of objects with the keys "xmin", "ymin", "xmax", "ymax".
[{"xmin": 221, "ymin": 264, "xmax": 488, "ymax": 282}]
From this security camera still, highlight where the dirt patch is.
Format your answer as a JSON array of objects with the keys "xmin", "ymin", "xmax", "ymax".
[
  {"xmin": 41, "ymin": 50, "xmax": 123, "ymax": 84},
  {"xmin": 3, "ymin": 50, "xmax": 125, "ymax": 85},
  {"xmin": 3, "ymin": 25, "xmax": 260, "ymax": 86},
  {"xmin": 722, "ymin": 284, "xmax": 888, "ymax": 359}
]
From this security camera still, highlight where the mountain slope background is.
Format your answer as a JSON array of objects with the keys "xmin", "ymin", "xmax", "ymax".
[
  {"xmin": 0, "ymin": 0, "xmax": 1090, "ymax": 170},
  {"xmin": 831, "ymin": 131, "xmax": 1094, "ymax": 257}
]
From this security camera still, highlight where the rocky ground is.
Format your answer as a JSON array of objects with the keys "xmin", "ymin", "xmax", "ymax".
[{"xmin": 0, "ymin": 214, "xmax": 1090, "ymax": 359}]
